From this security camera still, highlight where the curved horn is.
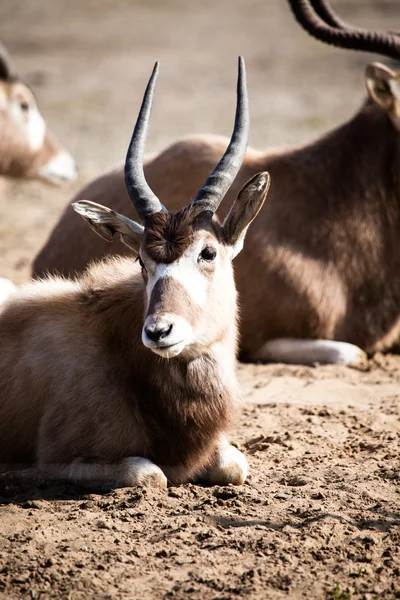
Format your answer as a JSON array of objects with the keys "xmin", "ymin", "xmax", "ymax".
[
  {"xmin": 287, "ymin": 0, "xmax": 400, "ymax": 61},
  {"xmin": 0, "ymin": 42, "xmax": 16, "ymax": 81},
  {"xmin": 192, "ymin": 56, "xmax": 249, "ymax": 213},
  {"xmin": 124, "ymin": 62, "xmax": 167, "ymax": 221},
  {"xmin": 308, "ymin": 0, "xmax": 347, "ymax": 29},
  {"xmin": 310, "ymin": 0, "xmax": 400, "ymax": 38}
]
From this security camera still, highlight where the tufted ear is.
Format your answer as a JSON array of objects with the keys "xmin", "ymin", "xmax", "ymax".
[
  {"xmin": 222, "ymin": 172, "xmax": 270, "ymax": 259},
  {"xmin": 73, "ymin": 200, "xmax": 144, "ymax": 253},
  {"xmin": 365, "ymin": 62, "xmax": 400, "ymax": 129}
]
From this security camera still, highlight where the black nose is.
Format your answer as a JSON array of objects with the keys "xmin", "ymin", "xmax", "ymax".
[{"xmin": 145, "ymin": 323, "xmax": 173, "ymax": 343}]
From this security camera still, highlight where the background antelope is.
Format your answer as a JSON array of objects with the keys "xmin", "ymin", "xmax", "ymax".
[
  {"xmin": 0, "ymin": 58, "xmax": 269, "ymax": 489},
  {"xmin": 32, "ymin": 0, "xmax": 400, "ymax": 368},
  {"xmin": 0, "ymin": 42, "xmax": 77, "ymax": 185}
]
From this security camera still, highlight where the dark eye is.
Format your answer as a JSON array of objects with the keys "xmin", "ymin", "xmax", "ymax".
[
  {"xmin": 138, "ymin": 255, "xmax": 147, "ymax": 272},
  {"xmin": 199, "ymin": 246, "xmax": 217, "ymax": 262},
  {"xmin": 20, "ymin": 101, "xmax": 29, "ymax": 112}
]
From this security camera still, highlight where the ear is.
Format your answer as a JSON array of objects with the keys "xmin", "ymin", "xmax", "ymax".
[
  {"xmin": 72, "ymin": 200, "xmax": 144, "ymax": 253},
  {"xmin": 222, "ymin": 171, "xmax": 270, "ymax": 259},
  {"xmin": 365, "ymin": 62, "xmax": 400, "ymax": 124}
]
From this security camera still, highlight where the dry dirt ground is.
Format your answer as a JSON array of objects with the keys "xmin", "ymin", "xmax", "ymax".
[{"xmin": 0, "ymin": 1, "xmax": 399, "ymax": 599}]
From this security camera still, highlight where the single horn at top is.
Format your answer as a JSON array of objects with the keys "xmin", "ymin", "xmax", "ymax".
[
  {"xmin": 124, "ymin": 62, "xmax": 167, "ymax": 221},
  {"xmin": 287, "ymin": 0, "xmax": 400, "ymax": 60},
  {"xmin": 192, "ymin": 56, "xmax": 249, "ymax": 213},
  {"xmin": 0, "ymin": 42, "xmax": 17, "ymax": 81}
]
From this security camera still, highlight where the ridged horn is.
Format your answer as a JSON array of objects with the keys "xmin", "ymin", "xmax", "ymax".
[
  {"xmin": 287, "ymin": 0, "xmax": 400, "ymax": 60},
  {"xmin": 124, "ymin": 62, "xmax": 167, "ymax": 221}
]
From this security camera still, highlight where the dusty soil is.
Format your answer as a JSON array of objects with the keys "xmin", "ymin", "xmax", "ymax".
[{"xmin": 0, "ymin": 1, "xmax": 399, "ymax": 599}]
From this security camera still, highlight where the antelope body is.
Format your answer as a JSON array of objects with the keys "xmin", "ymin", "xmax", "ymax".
[
  {"xmin": 33, "ymin": 1, "xmax": 400, "ymax": 366},
  {"xmin": 0, "ymin": 43, "xmax": 77, "ymax": 184},
  {"xmin": 0, "ymin": 59, "xmax": 268, "ymax": 489}
]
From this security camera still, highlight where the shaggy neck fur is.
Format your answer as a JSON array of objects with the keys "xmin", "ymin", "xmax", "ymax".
[{"xmin": 80, "ymin": 257, "xmax": 239, "ymax": 479}]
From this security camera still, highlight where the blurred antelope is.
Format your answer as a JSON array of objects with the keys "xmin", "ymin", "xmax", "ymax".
[
  {"xmin": 0, "ymin": 58, "xmax": 268, "ymax": 489},
  {"xmin": 0, "ymin": 42, "xmax": 77, "ymax": 184},
  {"xmin": 33, "ymin": 0, "xmax": 400, "ymax": 366}
]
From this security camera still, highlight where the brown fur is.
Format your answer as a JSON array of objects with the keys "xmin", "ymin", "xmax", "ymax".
[
  {"xmin": 0, "ymin": 76, "xmax": 75, "ymax": 182},
  {"xmin": 33, "ymin": 90, "xmax": 400, "ymax": 357},
  {"xmin": 147, "ymin": 277, "xmax": 199, "ymax": 327},
  {"xmin": 144, "ymin": 205, "xmax": 210, "ymax": 264},
  {"xmin": 0, "ymin": 250, "xmax": 237, "ymax": 483}
]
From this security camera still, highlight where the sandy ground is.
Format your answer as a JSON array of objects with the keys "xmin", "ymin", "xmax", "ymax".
[{"xmin": 0, "ymin": 1, "xmax": 399, "ymax": 599}]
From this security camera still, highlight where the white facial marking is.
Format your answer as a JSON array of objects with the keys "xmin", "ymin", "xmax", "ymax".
[
  {"xmin": 146, "ymin": 239, "xmax": 214, "ymax": 307},
  {"xmin": 10, "ymin": 84, "xmax": 46, "ymax": 151},
  {"xmin": 0, "ymin": 86, "xmax": 7, "ymax": 110},
  {"xmin": 27, "ymin": 106, "xmax": 46, "ymax": 150},
  {"xmin": 39, "ymin": 151, "xmax": 78, "ymax": 184},
  {"xmin": 153, "ymin": 261, "xmax": 207, "ymax": 306}
]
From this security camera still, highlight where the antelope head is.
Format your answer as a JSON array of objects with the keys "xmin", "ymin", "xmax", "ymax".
[
  {"xmin": 74, "ymin": 58, "xmax": 270, "ymax": 359},
  {"xmin": 0, "ymin": 42, "xmax": 77, "ymax": 184}
]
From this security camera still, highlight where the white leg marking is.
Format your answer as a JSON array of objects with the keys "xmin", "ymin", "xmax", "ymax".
[
  {"xmin": 40, "ymin": 457, "xmax": 167, "ymax": 489},
  {"xmin": 203, "ymin": 437, "xmax": 249, "ymax": 486},
  {"xmin": 121, "ymin": 457, "xmax": 167, "ymax": 488},
  {"xmin": 253, "ymin": 338, "xmax": 367, "ymax": 366}
]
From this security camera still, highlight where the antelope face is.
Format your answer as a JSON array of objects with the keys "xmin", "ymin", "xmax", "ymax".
[
  {"xmin": 139, "ymin": 210, "xmax": 236, "ymax": 358},
  {"xmin": 0, "ymin": 79, "xmax": 77, "ymax": 184}
]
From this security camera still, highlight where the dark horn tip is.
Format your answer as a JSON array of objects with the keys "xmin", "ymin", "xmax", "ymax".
[
  {"xmin": 237, "ymin": 56, "xmax": 247, "ymax": 90},
  {"xmin": 147, "ymin": 61, "xmax": 160, "ymax": 84}
]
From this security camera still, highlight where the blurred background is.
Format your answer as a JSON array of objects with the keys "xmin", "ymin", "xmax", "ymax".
[{"xmin": 0, "ymin": 0, "xmax": 397, "ymax": 281}]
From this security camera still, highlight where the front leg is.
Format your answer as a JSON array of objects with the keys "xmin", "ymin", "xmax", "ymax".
[
  {"xmin": 201, "ymin": 435, "xmax": 249, "ymax": 486},
  {"xmin": 38, "ymin": 456, "xmax": 168, "ymax": 490}
]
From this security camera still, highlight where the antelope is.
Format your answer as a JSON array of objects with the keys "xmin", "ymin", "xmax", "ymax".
[
  {"xmin": 0, "ymin": 58, "xmax": 269, "ymax": 489},
  {"xmin": 33, "ymin": 0, "xmax": 400, "ymax": 367},
  {"xmin": 0, "ymin": 42, "xmax": 77, "ymax": 184}
]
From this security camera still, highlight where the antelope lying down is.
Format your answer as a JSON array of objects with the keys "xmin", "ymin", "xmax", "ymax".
[
  {"xmin": 33, "ymin": 0, "xmax": 400, "ymax": 366},
  {"xmin": 0, "ymin": 42, "xmax": 76, "ymax": 184},
  {"xmin": 0, "ymin": 58, "xmax": 268, "ymax": 489}
]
